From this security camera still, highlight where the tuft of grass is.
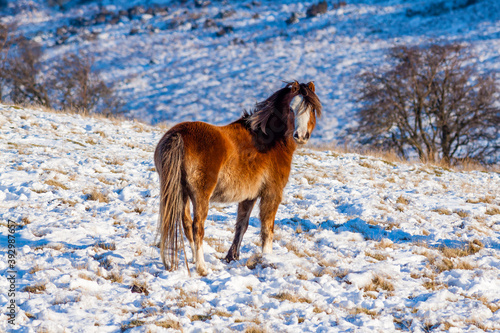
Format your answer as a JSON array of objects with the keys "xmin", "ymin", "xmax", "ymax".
[
  {"xmin": 106, "ymin": 157, "xmax": 124, "ymax": 166},
  {"xmin": 105, "ymin": 271, "xmax": 123, "ymax": 283},
  {"xmin": 23, "ymin": 283, "xmax": 47, "ymax": 294},
  {"xmin": 439, "ymin": 240, "xmax": 483, "ymax": 258},
  {"xmin": 95, "ymin": 242, "xmax": 116, "ymax": 251},
  {"xmin": 121, "ymin": 320, "xmax": 144, "ymax": 331},
  {"xmin": 205, "ymin": 236, "xmax": 227, "ymax": 253},
  {"xmin": 44, "ymin": 179, "xmax": 69, "ymax": 190},
  {"xmin": 245, "ymin": 254, "xmax": 276, "ymax": 270},
  {"xmin": 177, "ymin": 289, "xmax": 205, "ymax": 308},
  {"xmin": 365, "ymin": 251, "xmax": 388, "ymax": 261},
  {"xmin": 29, "ymin": 265, "xmax": 43, "ymax": 274},
  {"xmin": 351, "ymin": 306, "xmax": 378, "ymax": 318},
  {"xmin": 313, "ymin": 306, "xmax": 323, "ymax": 314},
  {"xmin": 270, "ymin": 291, "xmax": 311, "ymax": 303},
  {"xmin": 485, "ymin": 207, "xmax": 500, "ymax": 215},
  {"xmin": 85, "ymin": 189, "xmax": 109, "ymax": 203},
  {"xmin": 283, "ymin": 242, "xmax": 306, "ymax": 258},
  {"xmin": 432, "ymin": 208, "xmax": 452, "ymax": 215},
  {"xmin": 363, "ymin": 275, "xmax": 395, "ymax": 293},
  {"xmin": 396, "ymin": 196, "xmax": 410, "ymax": 205},
  {"xmin": 31, "ymin": 188, "xmax": 48, "ymax": 194},
  {"xmin": 155, "ymin": 320, "xmax": 181, "ymax": 329},
  {"xmin": 190, "ymin": 313, "xmax": 212, "ymax": 322},
  {"xmin": 131, "ymin": 280, "xmax": 149, "ymax": 296},
  {"xmin": 245, "ymin": 325, "xmax": 266, "ymax": 333},
  {"xmin": 454, "ymin": 210, "xmax": 470, "ymax": 218},
  {"xmin": 212, "ymin": 309, "xmax": 232, "ymax": 318},
  {"xmin": 467, "ymin": 196, "xmax": 495, "ymax": 204}
]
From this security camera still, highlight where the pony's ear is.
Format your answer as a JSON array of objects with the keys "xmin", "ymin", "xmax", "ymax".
[
  {"xmin": 291, "ymin": 80, "xmax": 299, "ymax": 93},
  {"xmin": 307, "ymin": 81, "xmax": 315, "ymax": 92}
]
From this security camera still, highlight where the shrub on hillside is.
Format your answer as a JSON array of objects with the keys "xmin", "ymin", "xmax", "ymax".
[
  {"xmin": 0, "ymin": 24, "xmax": 121, "ymax": 115},
  {"xmin": 0, "ymin": 24, "xmax": 51, "ymax": 107},
  {"xmin": 357, "ymin": 43, "xmax": 500, "ymax": 164},
  {"xmin": 49, "ymin": 53, "xmax": 121, "ymax": 115}
]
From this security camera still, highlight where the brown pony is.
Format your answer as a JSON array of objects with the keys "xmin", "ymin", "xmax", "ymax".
[{"xmin": 154, "ymin": 81, "xmax": 322, "ymax": 276}]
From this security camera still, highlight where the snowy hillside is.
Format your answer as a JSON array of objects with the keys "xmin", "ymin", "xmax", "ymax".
[
  {"xmin": 2, "ymin": 0, "xmax": 500, "ymax": 143},
  {"xmin": 1, "ymin": 104, "xmax": 499, "ymax": 332}
]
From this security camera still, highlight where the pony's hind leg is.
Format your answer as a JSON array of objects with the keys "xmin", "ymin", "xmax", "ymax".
[
  {"xmin": 259, "ymin": 193, "xmax": 282, "ymax": 254},
  {"xmin": 191, "ymin": 193, "xmax": 211, "ymax": 276},
  {"xmin": 182, "ymin": 196, "xmax": 196, "ymax": 263},
  {"xmin": 225, "ymin": 199, "xmax": 257, "ymax": 263}
]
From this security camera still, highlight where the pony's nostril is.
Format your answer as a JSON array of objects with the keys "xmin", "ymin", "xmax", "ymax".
[
  {"xmin": 305, "ymin": 132, "xmax": 310, "ymax": 140},
  {"xmin": 293, "ymin": 132, "xmax": 299, "ymax": 139}
]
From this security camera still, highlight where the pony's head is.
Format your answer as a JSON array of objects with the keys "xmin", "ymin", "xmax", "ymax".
[
  {"xmin": 288, "ymin": 81, "xmax": 322, "ymax": 145},
  {"xmin": 244, "ymin": 81, "xmax": 322, "ymax": 148}
]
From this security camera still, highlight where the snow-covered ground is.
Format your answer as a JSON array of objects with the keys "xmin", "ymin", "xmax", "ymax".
[
  {"xmin": 1, "ymin": 104, "xmax": 499, "ymax": 332},
  {"xmin": 2, "ymin": 0, "xmax": 500, "ymax": 143}
]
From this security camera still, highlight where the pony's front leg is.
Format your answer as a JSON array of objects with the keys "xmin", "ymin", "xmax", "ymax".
[
  {"xmin": 192, "ymin": 197, "xmax": 210, "ymax": 276},
  {"xmin": 259, "ymin": 193, "xmax": 282, "ymax": 255},
  {"xmin": 225, "ymin": 199, "xmax": 256, "ymax": 263}
]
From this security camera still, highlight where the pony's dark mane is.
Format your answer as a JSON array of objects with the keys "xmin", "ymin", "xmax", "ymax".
[{"xmin": 237, "ymin": 82, "xmax": 322, "ymax": 150}]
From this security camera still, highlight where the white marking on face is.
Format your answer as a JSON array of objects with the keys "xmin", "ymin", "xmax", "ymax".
[{"xmin": 290, "ymin": 95, "xmax": 310, "ymax": 141}]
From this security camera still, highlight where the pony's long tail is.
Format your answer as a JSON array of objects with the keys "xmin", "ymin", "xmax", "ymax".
[{"xmin": 155, "ymin": 133, "xmax": 184, "ymax": 271}]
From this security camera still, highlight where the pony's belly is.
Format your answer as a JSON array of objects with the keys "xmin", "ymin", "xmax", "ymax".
[{"xmin": 210, "ymin": 175, "xmax": 262, "ymax": 203}]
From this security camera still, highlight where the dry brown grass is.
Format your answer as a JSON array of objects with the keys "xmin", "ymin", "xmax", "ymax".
[
  {"xmin": 85, "ymin": 189, "xmax": 109, "ymax": 203},
  {"xmin": 350, "ymin": 306, "xmax": 378, "ymax": 318},
  {"xmin": 106, "ymin": 157, "xmax": 124, "ymax": 166},
  {"xmin": 121, "ymin": 320, "xmax": 144, "ymax": 331},
  {"xmin": 154, "ymin": 320, "xmax": 181, "ymax": 329},
  {"xmin": 205, "ymin": 236, "xmax": 227, "ymax": 253},
  {"xmin": 105, "ymin": 271, "xmax": 123, "ymax": 283},
  {"xmin": 432, "ymin": 208, "xmax": 452, "ymax": 215},
  {"xmin": 396, "ymin": 196, "xmax": 410, "ymax": 205},
  {"xmin": 245, "ymin": 326, "xmax": 266, "ymax": 333},
  {"xmin": 365, "ymin": 251, "xmax": 388, "ymax": 261},
  {"xmin": 29, "ymin": 265, "xmax": 43, "ymax": 274},
  {"xmin": 485, "ymin": 207, "xmax": 500, "ymax": 215},
  {"xmin": 190, "ymin": 313, "xmax": 212, "ymax": 322},
  {"xmin": 283, "ymin": 242, "xmax": 306, "ymax": 258},
  {"xmin": 95, "ymin": 242, "xmax": 116, "ymax": 251},
  {"xmin": 467, "ymin": 196, "xmax": 495, "ymax": 204},
  {"xmin": 439, "ymin": 240, "xmax": 483, "ymax": 258},
  {"xmin": 177, "ymin": 289, "xmax": 205, "ymax": 308},
  {"xmin": 44, "ymin": 179, "xmax": 69, "ymax": 190},
  {"xmin": 98, "ymin": 176, "xmax": 114, "ymax": 185},
  {"xmin": 23, "ymin": 283, "xmax": 47, "ymax": 294},
  {"xmin": 363, "ymin": 275, "xmax": 395, "ymax": 293},
  {"xmin": 454, "ymin": 210, "xmax": 470, "ymax": 218},
  {"xmin": 131, "ymin": 280, "xmax": 149, "ymax": 296},
  {"xmin": 270, "ymin": 291, "xmax": 311, "ymax": 303},
  {"xmin": 477, "ymin": 295, "xmax": 500, "ymax": 313}
]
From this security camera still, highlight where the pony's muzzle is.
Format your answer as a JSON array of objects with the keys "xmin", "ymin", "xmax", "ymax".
[{"xmin": 293, "ymin": 131, "xmax": 310, "ymax": 144}]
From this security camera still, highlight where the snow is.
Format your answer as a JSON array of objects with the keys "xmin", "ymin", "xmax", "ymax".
[
  {"xmin": 0, "ymin": 0, "xmax": 499, "ymax": 331},
  {"xmin": 0, "ymin": 104, "xmax": 499, "ymax": 332}
]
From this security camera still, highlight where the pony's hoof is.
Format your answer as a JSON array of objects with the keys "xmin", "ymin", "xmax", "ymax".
[
  {"xmin": 224, "ymin": 251, "xmax": 239, "ymax": 263},
  {"xmin": 197, "ymin": 267, "xmax": 208, "ymax": 276}
]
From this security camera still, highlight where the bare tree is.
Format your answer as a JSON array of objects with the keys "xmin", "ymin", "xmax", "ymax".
[
  {"xmin": 358, "ymin": 43, "xmax": 500, "ymax": 164},
  {"xmin": 49, "ymin": 53, "xmax": 119, "ymax": 114},
  {"xmin": 0, "ymin": 22, "xmax": 51, "ymax": 107}
]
